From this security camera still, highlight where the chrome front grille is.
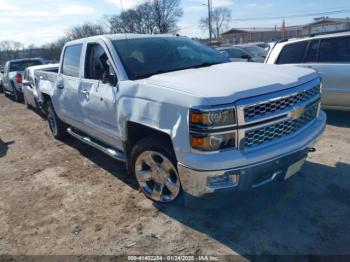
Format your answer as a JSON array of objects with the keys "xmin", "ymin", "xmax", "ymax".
[
  {"xmin": 244, "ymin": 102, "xmax": 319, "ymax": 148},
  {"xmin": 244, "ymin": 85, "xmax": 320, "ymax": 121}
]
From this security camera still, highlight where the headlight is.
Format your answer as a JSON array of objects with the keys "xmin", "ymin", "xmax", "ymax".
[
  {"xmin": 190, "ymin": 108, "xmax": 236, "ymax": 128},
  {"xmin": 189, "ymin": 107, "xmax": 237, "ymax": 151},
  {"xmin": 191, "ymin": 132, "xmax": 236, "ymax": 151}
]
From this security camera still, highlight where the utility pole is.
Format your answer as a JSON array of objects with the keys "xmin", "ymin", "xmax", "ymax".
[{"xmin": 208, "ymin": 0, "xmax": 212, "ymax": 44}]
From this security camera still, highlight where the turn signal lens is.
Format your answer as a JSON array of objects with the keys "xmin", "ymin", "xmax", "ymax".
[
  {"xmin": 191, "ymin": 132, "xmax": 236, "ymax": 151},
  {"xmin": 191, "ymin": 112, "xmax": 204, "ymax": 124},
  {"xmin": 191, "ymin": 136, "xmax": 210, "ymax": 148}
]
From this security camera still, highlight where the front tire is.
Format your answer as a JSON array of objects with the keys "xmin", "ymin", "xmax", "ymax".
[
  {"xmin": 24, "ymin": 95, "xmax": 30, "ymax": 109},
  {"xmin": 131, "ymin": 136, "xmax": 182, "ymax": 203},
  {"xmin": 46, "ymin": 100, "xmax": 67, "ymax": 139}
]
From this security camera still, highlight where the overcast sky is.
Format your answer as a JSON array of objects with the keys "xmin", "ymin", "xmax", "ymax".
[{"xmin": 0, "ymin": 0, "xmax": 350, "ymax": 46}]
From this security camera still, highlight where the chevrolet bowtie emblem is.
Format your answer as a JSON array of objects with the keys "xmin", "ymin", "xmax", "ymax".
[{"xmin": 290, "ymin": 107, "xmax": 304, "ymax": 120}]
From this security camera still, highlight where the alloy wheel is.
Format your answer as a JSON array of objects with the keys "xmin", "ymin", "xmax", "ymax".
[
  {"xmin": 135, "ymin": 151, "xmax": 181, "ymax": 203},
  {"xmin": 47, "ymin": 105, "xmax": 58, "ymax": 135}
]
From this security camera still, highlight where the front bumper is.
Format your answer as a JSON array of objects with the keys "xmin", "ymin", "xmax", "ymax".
[{"xmin": 177, "ymin": 111, "xmax": 326, "ymax": 197}]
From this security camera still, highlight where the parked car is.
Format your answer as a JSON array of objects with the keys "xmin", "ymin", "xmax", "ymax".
[
  {"xmin": 22, "ymin": 64, "xmax": 59, "ymax": 111},
  {"xmin": 248, "ymin": 42, "xmax": 272, "ymax": 52},
  {"xmin": 234, "ymin": 44, "xmax": 268, "ymax": 62},
  {"xmin": 2, "ymin": 58, "xmax": 45, "ymax": 102},
  {"xmin": 37, "ymin": 34, "xmax": 325, "ymax": 203},
  {"xmin": 266, "ymin": 32, "xmax": 350, "ymax": 111},
  {"xmin": 217, "ymin": 46, "xmax": 263, "ymax": 62}
]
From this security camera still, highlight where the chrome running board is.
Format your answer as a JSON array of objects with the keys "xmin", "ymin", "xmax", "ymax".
[{"xmin": 67, "ymin": 127, "xmax": 126, "ymax": 162}]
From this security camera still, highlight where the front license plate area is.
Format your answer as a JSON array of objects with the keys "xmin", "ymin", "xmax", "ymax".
[{"xmin": 284, "ymin": 158, "xmax": 306, "ymax": 180}]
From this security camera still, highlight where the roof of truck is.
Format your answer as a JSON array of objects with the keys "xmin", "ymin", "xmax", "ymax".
[
  {"xmin": 107, "ymin": 33, "xmax": 177, "ymax": 40},
  {"xmin": 7, "ymin": 57, "xmax": 44, "ymax": 63},
  {"xmin": 25, "ymin": 63, "xmax": 59, "ymax": 72},
  {"xmin": 275, "ymin": 31, "xmax": 350, "ymax": 46},
  {"xmin": 66, "ymin": 34, "xmax": 182, "ymax": 45}
]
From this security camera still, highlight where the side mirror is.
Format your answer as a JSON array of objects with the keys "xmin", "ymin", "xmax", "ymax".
[
  {"xmin": 22, "ymin": 80, "xmax": 32, "ymax": 87},
  {"xmin": 241, "ymin": 54, "xmax": 251, "ymax": 60},
  {"xmin": 101, "ymin": 70, "xmax": 118, "ymax": 86},
  {"xmin": 219, "ymin": 50, "xmax": 230, "ymax": 59}
]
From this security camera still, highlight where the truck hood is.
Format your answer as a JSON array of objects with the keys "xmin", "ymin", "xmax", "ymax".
[{"xmin": 140, "ymin": 62, "xmax": 319, "ymax": 105}]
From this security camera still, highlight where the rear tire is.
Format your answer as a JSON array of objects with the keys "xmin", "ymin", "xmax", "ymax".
[
  {"xmin": 46, "ymin": 99, "xmax": 67, "ymax": 139},
  {"xmin": 11, "ymin": 83, "xmax": 22, "ymax": 102},
  {"xmin": 131, "ymin": 135, "xmax": 182, "ymax": 203}
]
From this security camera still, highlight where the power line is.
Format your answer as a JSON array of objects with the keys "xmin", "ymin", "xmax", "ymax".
[
  {"xmin": 231, "ymin": 9, "xmax": 350, "ymax": 21},
  {"xmin": 237, "ymin": 4, "xmax": 350, "ymax": 17}
]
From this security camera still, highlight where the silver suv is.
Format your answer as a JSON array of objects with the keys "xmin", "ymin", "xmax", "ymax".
[{"xmin": 266, "ymin": 32, "xmax": 350, "ymax": 111}]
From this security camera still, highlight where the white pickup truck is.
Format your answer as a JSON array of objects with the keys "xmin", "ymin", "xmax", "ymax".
[{"xmin": 37, "ymin": 34, "xmax": 326, "ymax": 203}]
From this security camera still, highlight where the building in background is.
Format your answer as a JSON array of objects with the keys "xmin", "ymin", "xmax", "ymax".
[{"xmin": 221, "ymin": 17, "xmax": 350, "ymax": 45}]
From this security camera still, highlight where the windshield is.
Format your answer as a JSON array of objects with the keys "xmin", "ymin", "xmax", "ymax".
[
  {"xmin": 9, "ymin": 60, "xmax": 43, "ymax": 72},
  {"xmin": 240, "ymin": 46, "xmax": 267, "ymax": 58},
  {"xmin": 220, "ymin": 48, "xmax": 246, "ymax": 58},
  {"xmin": 113, "ymin": 37, "xmax": 228, "ymax": 80}
]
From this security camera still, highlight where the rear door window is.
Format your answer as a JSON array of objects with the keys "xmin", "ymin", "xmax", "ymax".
[
  {"xmin": 227, "ymin": 48, "xmax": 245, "ymax": 58},
  {"xmin": 277, "ymin": 41, "xmax": 308, "ymax": 64},
  {"xmin": 9, "ymin": 60, "xmax": 43, "ymax": 71},
  {"xmin": 62, "ymin": 44, "xmax": 83, "ymax": 77},
  {"xmin": 304, "ymin": 40, "xmax": 320, "ymax": 63},
  {"xmin": 319, "ymin": 36, "xmax": 350, "ymax": 63}
]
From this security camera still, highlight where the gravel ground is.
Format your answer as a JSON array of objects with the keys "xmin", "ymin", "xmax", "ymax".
[{"xmin": 0, "ymin": 93, "xmax": 350, "ymax": 258}]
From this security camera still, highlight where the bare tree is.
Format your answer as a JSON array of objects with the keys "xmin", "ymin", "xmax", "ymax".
[
  {"xmin": 66, "ymin": 22, "xmax": 107, "ymax": 41},
  {"xmin": 107, "ymin": 0, "xmax": 183, "ymax": 34},
  {"xmin": 137, "ymin": 2, "xmax": 157, "ymax": 34},
  {"xmin": 41, "ymin": 37, "xmax": 67, "ymax": 62},
  {"xmin": 0, "ymin": 40, "xmax": 24, "ymax": 64},
  {"xmin": 0, "ymin": 40, "xmax": 23, "ymax": 52},
  {"xmin": 199, "ymin": 7, "xmax": 231, "ymax": 39},
  {"xmin": 108, "ymin": 9, "xmax": 143, "ymax": 34},
  {"xmin": 153, "ymin": 0, "xmax": 183, "ymax": 33}
]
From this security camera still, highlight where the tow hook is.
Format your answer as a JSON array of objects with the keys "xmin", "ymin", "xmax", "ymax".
[{"xmin": 308, "ymin": 147, "xmax": 316, "ymax": 153}]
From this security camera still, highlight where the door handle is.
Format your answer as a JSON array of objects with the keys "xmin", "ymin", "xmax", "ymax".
[
  {"xmin": 56, "ymin": 83, "xmax": 64, "ymax": 89},
  {"xmin": 81, "ymin": 89, "xmax": 89, "ymax": 94}
]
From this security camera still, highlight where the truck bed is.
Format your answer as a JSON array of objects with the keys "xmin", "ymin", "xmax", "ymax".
[{"xmin": 35, "ymin": 70, "xmax": 58, "ymax": 97}]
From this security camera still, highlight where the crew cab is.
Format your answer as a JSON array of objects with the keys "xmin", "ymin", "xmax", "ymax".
[
  {"xmin": 2, "ymin": 58, "xmax": 45, "ymax": 102},
  {"xmin": 38, "ymin": 34, "xmax": 326, "ymax": 203}
]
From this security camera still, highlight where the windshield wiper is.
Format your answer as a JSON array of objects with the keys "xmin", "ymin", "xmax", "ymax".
[
  {"xmin": 134, "ymin": 69, "xmax": 178, "ymax": 80},
  {"xmin": 133, "ymin": 62, "xmax": 223, "ymax": 80}
]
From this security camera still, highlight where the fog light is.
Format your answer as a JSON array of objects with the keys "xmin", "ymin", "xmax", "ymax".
[
  {"xmin": 230, "ymin": 174, "xmax": 239, "ymax": 184},
  {"xmin": 207, "ymin": 174, "xmax": 239, "ymax": 189}
]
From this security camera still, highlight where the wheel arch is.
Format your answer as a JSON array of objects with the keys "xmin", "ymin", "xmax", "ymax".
[
  {"xmin": 41, "ymin": 93, "xmax": 51, "ymax": 108},
  {"xmin": 124, "ymin": 121, "xmax": 175, "ymax": 157}
]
